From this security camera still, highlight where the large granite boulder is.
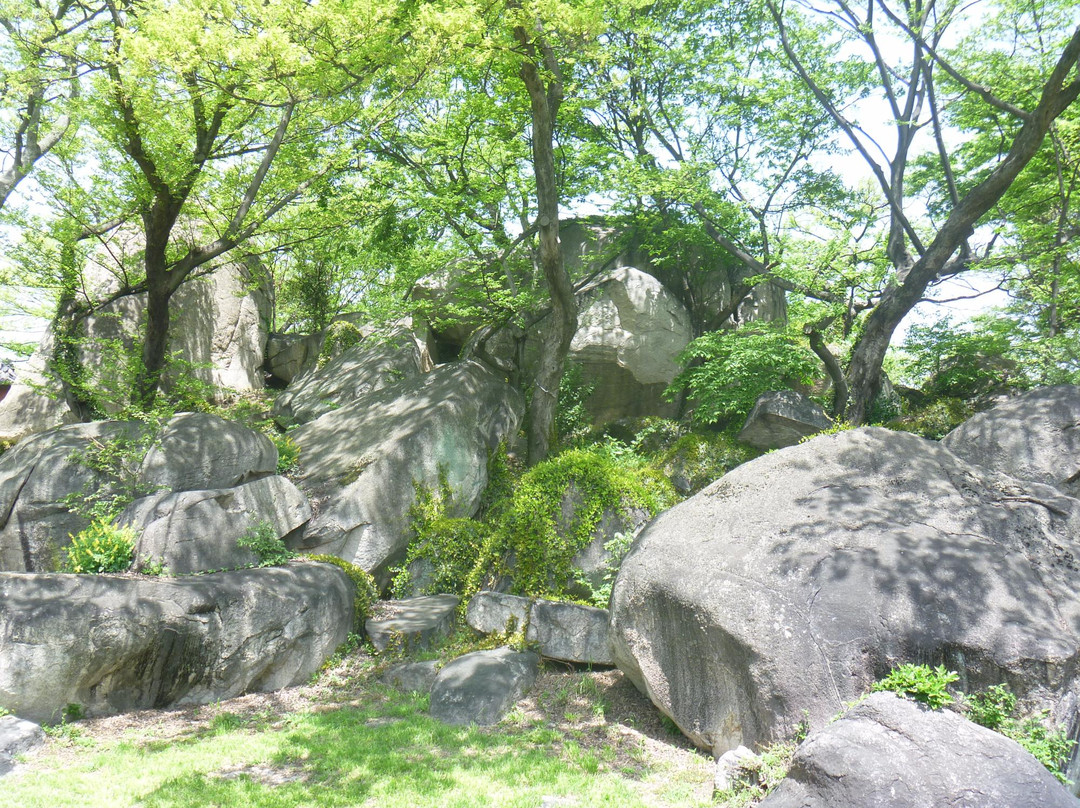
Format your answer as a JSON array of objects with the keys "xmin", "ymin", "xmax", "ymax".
[
  {"xmin": 429, "ymin": 647, "xmax": 540, "ymax": 726},
  {"xmin": 0, "ymin": 255, "xmax": 270, "ymax": 442},
  {"xmin": 119, "ymin": 475, "xmax": 311, "ymax": 574},
  {"xmin": 759, "ymin": 693, "xmax": 1078, "ymax": 808},
  {"xmin": 568, "ymin": 268, "xmax": 693, "ymax": 424},
  {"xmin": 609, "ymin": 427, "xmax": 1080, "ymax": 758},
  {"xmin": 0, "ymin": 562, "xmax": 353, "ymax": 724},
  {"xmin": 737, "ymin": 390, "xmax": 832, "ymax": 450},
  {"xmin": 290, "ymin": 360, "xmax": 523, "ymax": 581},
  {"xmin": 272, "ymin": 322, "xmax": 434, "ymax": 426},
  {"xmin": 0, "ymin": 414, "xmax": 278, "ymax": 572},
  {"xmin": 942, "ymin": 385, "xmax": 1080, "ymax": 497}
]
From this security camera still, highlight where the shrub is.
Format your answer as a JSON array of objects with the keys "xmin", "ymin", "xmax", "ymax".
[
  {"xmin": 872, "ymin": 663, "xmax": 958, "ymax": 710},
  {"xmin": 667, "ymin": 323, "xmax": 820, "ymax": 426},
  {"xmin": 65, "ymin": 519, "xmax": 136, "ymax": 573},
  {"xmin": 653, "ymin": 431, "xmax": 759, "ymax": 495},
  {"xmin": 885, "ymin": 397, "xmax": 974, "ymax": 440},
  {"xmin": 965, "ymin": 684, "xmax": 1075, "ymax": 784},
  {"xmin": 236, "ymin": 521, "xmax": 293, "ymax": 566},
  {"xmin": 272, "ymin": 432, "xmax": 301, "ymax": 474}
]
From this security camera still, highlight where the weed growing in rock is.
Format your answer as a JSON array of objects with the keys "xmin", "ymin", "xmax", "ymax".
[
  {"xmin": 237, "ymin": 521, "xmax": 293, "ymax": 566},
  {"xmin": 64, "ymin": 519, "xmax": 136, "ymax": 573},
  {"xmin": 964, "ymin": 684, "xmax": 1075, "ymax": 784},
  {"xmin": 872, "ymin": 663, "xmax": 958, "ymax": 710}
]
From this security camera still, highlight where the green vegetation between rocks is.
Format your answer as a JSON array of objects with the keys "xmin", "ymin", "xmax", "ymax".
[
  {"xmin": 237, "ymin": 522, "xmax": 295, "ymax": 567},
  {"xmin": 392, "ymin": 444, "xmax": 675, "ymax": 605},
  {"xmin": 64, "ymin": 519, "xmax": 136, "ymax": 574},
  {"xmin": 303, "ymin": 554, "xmax": 380, "ymax": 631}
]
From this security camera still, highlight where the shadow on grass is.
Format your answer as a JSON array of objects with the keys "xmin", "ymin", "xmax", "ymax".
[{"xmin": 136, "ymin": 703, "xmax": 587, "ymax": 808}]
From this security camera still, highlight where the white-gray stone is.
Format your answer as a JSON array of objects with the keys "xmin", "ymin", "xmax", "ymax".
[
  {"xmin": 713, "ymin": 745, "xmax": 758, "ymax": 794},
  {"xmin": 610, "ymin": 427, "xmax": 1080, "ymax": 758},
  {"xmin": 365, "ymin": 595, "xmax": 460, "ymax": 653},
  {"xmin": 0, "ymin": 562, "xmax": 353, "ymax": 724},
  {"xmin": 942, "ymin": 385, "xmax": 1080, "ymax": 497},
  {"xmin": 0, "ymin": 715, "xmax": 45, "ymax": 776},
  {"xmin": 466, "ymin": 591, "xmax": 613, "ymax": 665},
  {"xmin": 569, "ymin": 268, "xmax": 693, "ymax": 424},
  {"xmin": 759, "ymin": 693, "xmax": 1079, "ymax": 808},
  {"xmin": 429, "ymin": 647, "xmax": 540, "ymax": 726},
  {"xmin": 380, "ymin": 660, "xmax": 441, "ymax": 693},
  {"xmin": 273, "ymin": 322, "xmax": 434, "ymax": 426},
  {"xmin": 736, "ymin": 390, "xmax": 832, "ymax": 450},
  {"xmin": 119, "ymin": 475, "xmax": 311, "ymax": 574},
  {"xmin": 291, "ymin": 360, "xmax": 523, "ymax": 581}
]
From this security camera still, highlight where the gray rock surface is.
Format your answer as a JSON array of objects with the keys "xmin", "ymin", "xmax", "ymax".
[
  {"xmin": 466, "ymin": 591, "xmax": 613, "ymax": 665},
  {"xmin": 365, "ymin": 595, "xmax": 460, "ymax": 653},
  {"xmin": 139, "ymin": 412, "xmax": 278, "ymax": 494},
  {"xmin": 609, "ymin": 427, "xmax": 1080, "ymax": 757},
  {"xmin": 265, "ymin": 332, "xmax": 323, "ymax": 385},
  {"xmin": 429, "ymin": 647, "xmax": 540, "ymax": 726},
  {"xmin": 0, "ymin": 414, "xmax": 278, "ymax": 572},
  {"xmin": 568, "ymin": 268, "xmax": 693, "ymax": 424},
  {"xmin": 0, "ymin": 715, "xmax": 45, "ymax": 776},
  {"xmin": 0, "ymin": 255, "xmax": 270, "ymax": 443},
  {"xmin": 380, "ymin": 660, "xmax": 440, "ymax": 693},
  {"xmin": 273, "ymin": 323, "xmax": 433, "ymax": 426},
  {"xmin": 736, "ymin": 390, "xmax": 832, "ymax": 450},
  {"xmin": 291, "ymin": 360, "xmax": 523, "ymax": 580},
  {"xmin": 0, "ymin": 562, "xmax": 353, "ymax": 723},
  {"xmin": 759, "ymin": 693, "xmax": 1079, "ymax": 808},
  {"xmin": 942, "ymin": 385, "xmax": 1080, "ymax": 497},
  {"xmin": 119, "ymin": 475, "xmax": 311, "ymax": 574}
]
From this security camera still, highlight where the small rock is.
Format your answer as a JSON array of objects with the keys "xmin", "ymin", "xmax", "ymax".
[
  {"xmin": 380, "ymin": 660, "xmax": 440, "ymax": 693},
  {"xmin": 714, "ymin": 745, "xmax": 758, "ymax": 793},
  {"xmin": 429, "ymin": 647, "xmax": 540, "ymax": 726},
  {"xmin": 466, "ymin": 592, "xmax": 613, "ymax": 665},
  {"xmin": 0, "ymin": 715, "xmax": 45, "ymax": 776},
  {"xmin": 366, "ymin": 595, "xmax": 460, "ymax": 653},
  {"xmin": 737, "ymin": 390, "xmax": 831, "ymax": 450}
]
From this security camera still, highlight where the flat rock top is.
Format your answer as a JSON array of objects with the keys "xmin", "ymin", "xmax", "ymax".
[{"xmin": 367, "ymin": 595, "xmax": 461, "ymax": 631}]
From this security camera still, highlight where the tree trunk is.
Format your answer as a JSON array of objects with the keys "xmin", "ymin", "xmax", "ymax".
[{"xmin": 516, "ymin": 31, "xmax": 577, "ymax": 465}]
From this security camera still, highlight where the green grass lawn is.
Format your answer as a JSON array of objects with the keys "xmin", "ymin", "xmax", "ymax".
[{"xmin": 4, "ymin": 663, "xmax": 716, "ymax": 807}]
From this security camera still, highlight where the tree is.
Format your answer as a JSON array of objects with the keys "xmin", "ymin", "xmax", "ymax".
[
  {"xmin": 0, "ymin": 0, "xmax": 101, "ymax": 208},
  {"xmin": 766, "ymin": 0, "xmax": 1080, "ymax": 423}
]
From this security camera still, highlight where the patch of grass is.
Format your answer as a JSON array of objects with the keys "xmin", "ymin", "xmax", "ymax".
[{"xmin": 3, "ymin": 682, "xmax": 713, "ymax": 808}]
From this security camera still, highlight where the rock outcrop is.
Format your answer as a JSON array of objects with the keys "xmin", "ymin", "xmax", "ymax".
[
  {"xmin": 0, "ymin": 562, "xmax": 353, "ymax": 724},
  {"xmin": 0, "ymin": 414, "xmax": 278, "ymax": 572},
  {"xmin": 942, "ymin": 385, "xmax": 1080, "ymax": 497},
  {"xmin": 737, "ymin": 390, "xmax": 832, "ymax": 450},
  {"xmin": 272, "ymin": 322, "xmax": 434, "ymax": 426},
  {"xmin": 429, "ymin": 647, "xmax": 539, "ymax": 726},
  {"xmin": 290, "ymin": 360, "xmax": 523, "ymax": 581},
  {"xmin": 119, "ymin": 475, "xmax": 311, "ymax": 575},
  {"xmin": 568, "ymin": 268, "xmax": 693, "ymax": 424},
  {"xmin": 759, "ymin": 693, "xmax": 1079, "ymax": 808},
  {"xmin": 0, "ymin": 256, "xmax": 270, "ymax": 444},
  {"xmin": 610, "ymin": 427, "xmax": 1080, "ymax": 757}
]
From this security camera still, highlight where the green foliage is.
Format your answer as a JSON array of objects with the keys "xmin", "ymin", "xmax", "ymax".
[
  {"xmin": 653, "ymin": 431, "xmax": 759, "ymax": 494},
  {"xmin": 317, "ymin": 320, "xmax": 364, "ymax": 368},
  {"xmin": 392, "ymin": 478, "xmax": 490, "ymax": 598},
  {"xmin": 555, "ymin": 362, "xmax": 596, "ymax": 449},
  {"xmin": 714, "ymin": 731, "xmax": 806, "ymax": 807},
  {"xmin": 304, "ymin": 555, "xmax": 379, "ymax": 632},
  {"xmin": 798, "ymin": 420, "xmax": 852, "ymax": 443},
  {"xmin": 872, "ymin": 664, "xmax": 958, "ymax": 710},
  {"xmin": 236, "ymin": 522, "xmax": 293, "ymax": 567},
  {"xmin": 64, "ymin": 519, "xmax": 136, "ymax": 574},
  {"xmin": 474, "ymin": 446, "xmax": 675, "ymax": 599},
  {"xmin": 885, "ymin": 398, "xmax": 974, "ymax": 441},
  {"xmin": 582, "ymin": 530, "xmax": 634, "ymax": 608},
  {"xmin": 272, "ymin": 432, "xmax": 301, "ymax": 475},
  {"xmin": 964, "ymin": 684, "xmax": 1075, "ymax": 784},
  {"xmin": 901, "ymin": 317, "xmax": 1020, "ymax": 399},
  {"xmin": 668, "ymin": 324, "xmax": 821, "ymax": 426}
]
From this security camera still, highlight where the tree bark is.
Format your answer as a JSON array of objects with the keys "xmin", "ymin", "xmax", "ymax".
[{"xmin": 515, "ymin": 27, "xmax": 578, "ymax": 465}]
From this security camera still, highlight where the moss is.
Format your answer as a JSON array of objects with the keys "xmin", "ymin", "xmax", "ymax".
[
  {"xmin": 317, "ymin": 320, "xmax": 364, "ymax": 368},
  {"xmin": 884, "ymin": 397, "xmax": 974, "ymax": 440},
  {"xmin": 303, "ymin": 554, "xmax": 379, "ymax": 632},
  {"xmin": 653, "ymin": 431, "xmax": 759, "ymax": 495}
]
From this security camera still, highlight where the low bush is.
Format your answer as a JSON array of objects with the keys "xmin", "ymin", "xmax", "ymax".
[
  {"xmin": 237, "ymin": 521, "xmax": 293, "ymax": 566},
  {"xmin": 65, "ymin": 519, "xmax": 136, "ymax": 573},
  {"xmin": 872, "ymin": 663, "xmax": 958, "ymax": 710}
]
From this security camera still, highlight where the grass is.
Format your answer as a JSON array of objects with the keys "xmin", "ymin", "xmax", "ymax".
[{"xmin": 4, "ymin": 660, "xmax": 715, "ymax": 808}]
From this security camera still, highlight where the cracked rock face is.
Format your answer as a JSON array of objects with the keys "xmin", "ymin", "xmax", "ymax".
[
  {"xmin": 759, "ymin": 692, "xmax": 1079, "ymax": 808},
  {"xmin": 942, "ymin": 385, "xmax": 1080, "ymax": 498},
  {"xmin": 609, "ymin": 427, "xmax": 1080, "ymax": 758}
]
